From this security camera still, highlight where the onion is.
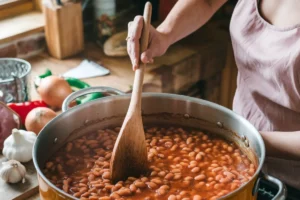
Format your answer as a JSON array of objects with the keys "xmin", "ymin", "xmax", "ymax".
[
  {"xmin": 25, "ymin": 107, "xmax": 57, "ymax": 135},
  {"xmin": 38, "ymin": 76, "xmax": 72, "ymax": 109}
]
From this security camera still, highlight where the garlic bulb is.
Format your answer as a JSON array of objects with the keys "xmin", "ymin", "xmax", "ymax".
[
  {"xmin": 0, "ymin": 160, "xmax": 26, "ymax": 183},
  {"xmin": 3, "ymin": 129, "xmax": 37, "ymax": 163}
]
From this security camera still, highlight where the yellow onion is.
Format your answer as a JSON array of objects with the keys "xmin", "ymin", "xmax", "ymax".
[
  {"xmin": 25, "ymin": 107, "xmax": 57, "ymax": 135},
  {"xmin": 38, "ymin": 76, "xmax": 72, "ymax": 109}
]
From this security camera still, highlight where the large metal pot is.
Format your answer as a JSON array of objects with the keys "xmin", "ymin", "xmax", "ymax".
[{"xmin": 33, "ymin": 87, "xmax": 287, "ymax": 200}]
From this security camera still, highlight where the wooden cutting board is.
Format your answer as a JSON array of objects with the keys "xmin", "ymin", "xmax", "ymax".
[{"xmin": 0, "ymin": 155, "xmax": 40, "ymax": 200}]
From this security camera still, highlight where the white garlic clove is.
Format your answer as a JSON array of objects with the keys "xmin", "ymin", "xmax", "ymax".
[{"xmin": 0, "ymin": 160, "xmax": 26, "ymax": 184}]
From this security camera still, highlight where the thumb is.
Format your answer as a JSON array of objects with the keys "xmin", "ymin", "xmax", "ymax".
[{"xmin": 141, "ymin": 49, "xmax": 154, "ymax": 64}]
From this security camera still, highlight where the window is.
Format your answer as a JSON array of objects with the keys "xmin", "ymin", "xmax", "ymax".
[{"xmin": 0, "ymin": 0, "xmax": 36, "ymax": 20}]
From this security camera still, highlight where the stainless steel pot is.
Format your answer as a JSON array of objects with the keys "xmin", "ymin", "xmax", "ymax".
[{"xmin": 33, "ymin": 87, "xmax": 287, "ymax": 200}]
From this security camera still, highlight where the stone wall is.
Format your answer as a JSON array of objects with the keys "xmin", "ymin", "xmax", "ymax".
[{"xmin": 0, "ymin": 32, "xmax": 45, "ymax": 58}]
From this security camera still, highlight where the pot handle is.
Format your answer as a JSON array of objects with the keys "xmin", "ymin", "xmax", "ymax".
[
  {"xmin": 62, "ymin": 86, "xmax": 125, "ymax": 112},
  {"xmin": 254, "ymin": 174, "xmax": 287, "ymax": 200},
  {"xmin": 264, "ymin": 174, "xmax": 287, "ymax": 200}
]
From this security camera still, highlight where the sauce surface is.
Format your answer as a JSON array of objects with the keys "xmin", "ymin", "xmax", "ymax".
[{"xmin": 43, "ymin": 126, "xmax": 256, "ymax": 200}]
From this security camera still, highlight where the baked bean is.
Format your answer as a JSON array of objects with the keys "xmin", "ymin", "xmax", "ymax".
[
  {"xmin": 184, "ymin": 176, "xmax": 193, "ymax": 181},
  {"xmin": 81, "ymin": 192, "xmax": 90, "ymax": 197},
  {"xmin": 70, "ymin": 187, "xmax": 79, "ymax": 193},
  {"xmin": 195, "ymin": 174, "xmax": 206, "ymax": 181},
  {"xmin": 130, "ymin": 184, "xmax": 137, "ymax": 192},
  {"xmin": 171, "ymin": 169, "xmax": 181, "ymax": 173},
  {"xmin": 102, "ymin": 172, "xmax": 110, "ymax": 179},
  {"xmin": 248, "ymin": 168, "xmax": 255, "ymax": 175},
  {"xmin": 168, "ymin": 194, "xmax": 176, "ymax": 200},
  {"xmin": 181, "ymin": 180, "xmax": 191, "ymax": 188},
  {"xmin": 207, "ymin": 177, "xmax": 214, "ymax": 182},
  {"xmin": 99, "ymin": 197, "xmax": 110, "ymax": 200},
  {"xmin": 74, "ymin": 192, "xmax": 83, "ymax": 198},
  {"xmin": 193, "ymin": 195, "xmax": 202, "ymax": 200},
  {"xmin": 224, "ymin": 171, "xmax": 236, "ymax": 179},
  {"xmin": 165, "ymin": 173, "xmax": 174, "ymax": 180},
  {"xmin": 110, "ymin": 192, "xmax": 120, "ymax": 199},
  {"xmin": 212, "ymin": 167, "xmax": 222, "ymax": 172},
  {"xmin": 158, "ymin": 171, "xmax": 166, "ymax": 177},
  {"xmin": 63, "ymin": 184, "xmax": 69, "ymax": 193},
  {"xmin": 151, "ymin": 178, "xmax": 163, "ymax": 185},
  {"xmin": 45, "ymin": 162, "xmax": 54, "ymax": 169},
  {"xmin": 205, "ymin": 148, "xmax": 212, "ymax": 153},
  {"xmin": 191, "ymin": 167, "xmax": 200, "ymax": 173},
  {"xmin": 117, "ymin": 188, "xmax": 132, "ymax": 196},
  {"xmin": 195, "ymin": 181, "xmax": 205, "ymax": 189},
  {"xmin": 160, "ymin": 185, "xmax": 170, "ymax": 190},
  {"xmin": 219, "ymin": 177, "xmax": 231, "ymax": 183},
  {"xmin": 79, "ymin": 187, "xmax": 88, "ymax": 193},
  {"xmin": 165, "ymin": 141, "xmax": 173, "ymax": 148},
  {"xmin": 173, "ymin": 174, "xmax": 182, "ymax": 180},
  {"xmin": 189, "ymin": 152, "xmax": 196, "ymax": 157},
  {"xmin": 230, "ymin": 183, "xmax": 239, "ymax": 190},
  {"xmin": 57, "ymin": 164, "xmax": 63, "ymax": 172},
  {"xmin": 195, "ymin": 153, "xmax": 202, "ymax": 161},
  {"xmin": 150, "ymin": 138, "xmax": 158, "ymax": 146},
  {"xmin": 147, "ymin": 182, "xmax": 158, "ymax": 190},
  {"xmin": 80, "ymin": 178, "xmax": 88, "ymax": 183},
  {"xmin": 228, "ymin": 146, "xmax": 234, "ymax": 152},
  {"xmin": 134, "ymin": 181, "xmax": 147, "ymax": 188},
  {"xmin": 157, "ymin": 186, "xmax": 168, "ymax": 196}
]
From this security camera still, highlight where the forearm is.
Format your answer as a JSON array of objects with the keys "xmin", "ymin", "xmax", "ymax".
[
  {"xmin": 157, "ymin": 0, "xmax": 227, "ymax": 46},
  {"xmin": 260, "ymin": 131, "xmax": 300, "ymax": 160}
]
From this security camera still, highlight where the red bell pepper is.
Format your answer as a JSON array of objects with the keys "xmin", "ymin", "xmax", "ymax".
[{"xmin": 7, "ymin": 100, "xmax": 48, "ymax": 125}]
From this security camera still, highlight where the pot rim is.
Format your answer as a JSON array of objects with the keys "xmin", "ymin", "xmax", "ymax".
[{"xmin": 33, "ymin": 92, "xmax": 265, "ymax": 199}]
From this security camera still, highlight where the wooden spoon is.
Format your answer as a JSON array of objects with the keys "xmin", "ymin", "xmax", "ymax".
[{"xmin": 110, "ymin": 2, "xmax": 152, "ymax": 183}]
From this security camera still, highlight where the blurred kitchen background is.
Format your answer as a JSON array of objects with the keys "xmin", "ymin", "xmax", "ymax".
[{"xmin": 0, "ymin": 0, "xmax": 239, "ymax": 109}]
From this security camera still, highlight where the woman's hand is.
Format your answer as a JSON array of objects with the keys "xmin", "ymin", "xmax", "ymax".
[
  {"xmin": 127, "ymin": 16, "xmax": 170, "ymax": 70},
  {"xmin": 127, "ymin": 0, "xmax": 227, "ymax": 70}
]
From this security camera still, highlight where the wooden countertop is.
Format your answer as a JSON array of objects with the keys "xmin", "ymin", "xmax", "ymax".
[{"xmin": 28, "ymin": 42, "xmax": 197, "ymax": 101}]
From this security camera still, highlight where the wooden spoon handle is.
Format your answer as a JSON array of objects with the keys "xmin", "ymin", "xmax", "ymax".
[
  {"xmin": 140, "ymin": 2, "xmax": 152, "ymax": 54},
  {"xmin": 128, "ymin": 2, "xmax": 152, "ymax": 113}
]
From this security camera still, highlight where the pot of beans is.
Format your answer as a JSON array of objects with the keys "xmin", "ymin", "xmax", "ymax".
[{"xmin": 32, "ymin": 86, "xmax": 287, "ymax": 200}]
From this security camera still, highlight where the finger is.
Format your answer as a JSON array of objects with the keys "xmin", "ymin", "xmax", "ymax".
[
  {"xmin": 127, "ymin": 16, "xmax": 143, "ymax": 70},
  {"xmin": 141, "ymin": 35, "xmax": 154, "ymax": 64},
  {"xmin": 127, "ymin": 21, "xmax": 135, "ymax": 70},
  {"xmin": 127, "ymin": 21, "xmax": 132, "ymax": 29},
  {"xmin": 141, "ymin": 50, "xmax": 154, "ymax": 64}
]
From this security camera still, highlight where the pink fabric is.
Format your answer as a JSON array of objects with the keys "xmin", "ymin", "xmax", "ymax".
[{"xmin": 230, "ymin": 0, "xmax": 300, "ymax": 188}]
